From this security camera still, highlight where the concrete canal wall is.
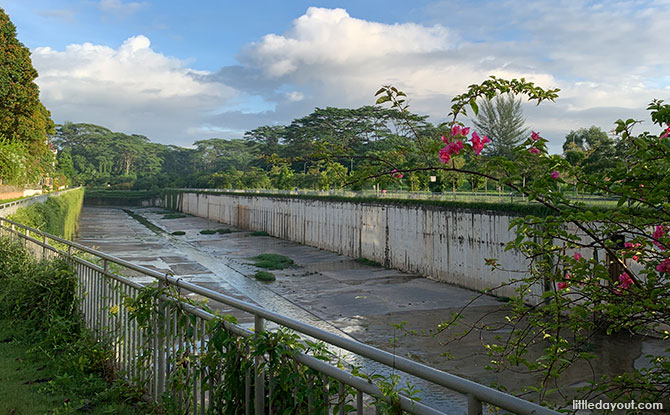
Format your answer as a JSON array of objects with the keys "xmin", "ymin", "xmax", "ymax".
[{"xmin": 168, "ymin": 191, "xmax": 539, "ymax": 299}]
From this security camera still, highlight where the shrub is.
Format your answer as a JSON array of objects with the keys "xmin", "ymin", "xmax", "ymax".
[
  {"xmin": 200, "ymin": 229, "xmax": 217, "ymax": 235},
  {"xmin": 171, "ymin": 231, "xmax": 186, "ymax": 235},
  {"xmin": 249, "ymin": 254, "xmax": 294, "ymax": 270},
  {"xmin": 253, "ymin": 271, "xmax": 275, "ymax": 282}
]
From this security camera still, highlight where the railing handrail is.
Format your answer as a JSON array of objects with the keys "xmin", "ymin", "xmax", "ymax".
[{"xmin": 0, "ymin": 215, "xmax": 560, "ymax": 415}]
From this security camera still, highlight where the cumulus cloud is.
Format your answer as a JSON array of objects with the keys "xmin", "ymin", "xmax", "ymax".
[
  {"xmin": 31, "ymin": 3, "xmax": 670, "ymax": 147},
  {"xmin": 32, "ymin": 35, "xmax": 235, "ymax": 144},
  {"xmin": 225, "ymin": 4, "xmax": 670, "ymax": 148}
]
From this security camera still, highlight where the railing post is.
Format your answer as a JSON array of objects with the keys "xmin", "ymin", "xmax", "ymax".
[
  {"xmin": 468, "ymin": 393, "xmax": 482, "ymax": 415},
  {"xmin": 42, "ymin": 231, "xmax": 47, "ymax": 259},
  {"xmin": 156, "ymin": 280, "xmax": 166, "ymax": 397},
  {"xmin": 254, "ymin": 314, "xmax": 265, "ymax": 415}
]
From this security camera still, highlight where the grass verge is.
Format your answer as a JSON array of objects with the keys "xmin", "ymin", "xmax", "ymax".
[{"xmin": 0, "ymin": 236, "xmax": 148, "ymax": 414}]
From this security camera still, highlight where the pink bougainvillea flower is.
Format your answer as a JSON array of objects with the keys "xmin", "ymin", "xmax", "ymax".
[
  {"xmin": 529, "ymin": 147, "xmax": 541, "ymax": 154},
  {"xmin": 451, "ymin": 125, "xmax": 461, "ymax": 137},
  {"xmin": 441, "ymin": 135, "xmax": 449, "ymax": 144},
  {"xmin": 438, "ymin": 147, "xmax": 451, "ymax": 164},
  {"xmin": 632, "ymin": 255, "xmax": 639, "ymax": 262},
  {"xmin": 470, "ymin": 131, "xmax": 489, "ymax": 155},
  {"xmin": 531, "ymin": 131, "xmax": 540, "ymax": 141},
  {"xmin": 551, "ymin": 171, "xmax": 560, "ymax": 179},
  {"xmin": 660, "ymin": 127, "xmax": 670, "ymax": 139},
  {"xmin": 461, "ymin": 127, "xmax": 470, "ymax": 136},
  {"xmin": 574, "ymin": 252, "xmax": 582, "ymax": 260},
  {"xmin": 618, "ymin": 272, "xmax": 633, "ymax": 289},
  {"xmin": 653, "ymin": 225, "xmax": 668, "ymax": 250},
  {"xmin": 557, "ymin": 281, "xmax": 568, "ymax": 290},
  {"xmin": 447, "ymin": 140, "xmax": 464, "ymax": 155},
  {"xmin": 391, "ymin": 169, "xmax": 403, "ymax": 179},
  {"xmin": 656, "ymin": 258, "xmax": 670, "ymax": 273}
]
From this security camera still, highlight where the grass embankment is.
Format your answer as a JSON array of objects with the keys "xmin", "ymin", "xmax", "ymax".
[
  {"xmin": 0, "ymin": 237, "xmax": 145, "ymax": 414},
  {"xmin": 7, "ymin": 188, "xmax": 84, "ymax": 239}
]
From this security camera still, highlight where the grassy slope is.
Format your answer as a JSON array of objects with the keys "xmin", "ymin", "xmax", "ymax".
[{"xmin": 0, "ymin": 321, "xmax": 138, "ymax": 415}]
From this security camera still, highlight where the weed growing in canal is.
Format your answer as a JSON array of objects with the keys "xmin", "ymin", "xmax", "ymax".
[
  {"xmin": 171, "ymin": 231, "xmax": 186, "ymax": 236},
  {"xmin": 199, "ymin": 229, "xmax": 217, "ymax": 235},
  {"xmin": 249, "ymin": 253, "xmax": 295, "ymax": 270},
  {"xmin": 216, "ymin": 228, "xmax": 232, "ymax": 234},
  {"xmin": 123, "ymin": 209, "xmax": 164, "ymax": 234},
  {"xmin": 253, "ymin": 271, "xmax": 275, "ymax": 282},
  {"xmin": 354, "ymin": 257, "xmax": 382, "ymax": 267},
  {"xmin": 162, "ymin": 213, "xmax": 187, "ymax": 219},
  {"xmin": 249, "ymin": 231, "xmax": 270, "ymax": 237}
]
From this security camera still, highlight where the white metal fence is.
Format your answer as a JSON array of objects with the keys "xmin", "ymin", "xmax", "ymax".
[{"xmin": 0, "ymin": 215, "xmax": 559, "ymax": 415}]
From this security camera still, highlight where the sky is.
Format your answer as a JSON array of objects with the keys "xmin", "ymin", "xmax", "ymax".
[{"xmin": 3, "ymin": 0, "xmax": 670, "ymax": 153}]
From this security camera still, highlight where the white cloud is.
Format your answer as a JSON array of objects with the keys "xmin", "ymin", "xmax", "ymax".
[
  {"xmin": 30, "ymin": 3, "xmax": 670, "ymax": 148},
  {"xmin": 231, "ymin": 4, "xmax": 670, "ymax": 148},
  {"xmin": 32, "ymin": 35, "xmax": 235, "ymax": 144},
  {"xmin": 98, "ymin": 0, "xmax": 147, "ymax": 16}
]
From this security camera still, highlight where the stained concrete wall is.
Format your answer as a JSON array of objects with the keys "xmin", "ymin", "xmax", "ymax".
[{"xmin": 172, "ymin": 192, "xmax": 540, "ymax": 299}]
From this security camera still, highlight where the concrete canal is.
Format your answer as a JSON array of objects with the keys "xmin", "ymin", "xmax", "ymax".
[{"xmin": 75, "ymin": 205, "xmax": 667, "ymax": 413}]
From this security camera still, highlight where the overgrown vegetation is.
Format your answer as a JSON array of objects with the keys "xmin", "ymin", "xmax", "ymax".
[
  {"xmin": 171, "ymin": 231, "xmax": 185, "ymax": 236},
  {"xmin": 122, "ymin": 209, "xmax": 163, "ymax": 234},
  {"xmin": 161, "ymin": 213, "xmax": 186, "ymax": 219},
  {"xmin": 0, "ymin": 237, "xmax": 145, "ymax": 414},
  {"xmin": 8, "ymin": 188, "xmax": 84, "ymax": 239},
  {"xmin": 249, "ymin": 230, "xmax": 270, "ymax": 236},
  {"xmin": 354, "ymin": 257, "xmax": 382, "ymax": 267},
  {"xmin": 249, "ymin": 253, "xmax": 295, "ymax": 270},
  {"xmin": 253, "ymin": 270, "xmax": 275, "ymax": 282}
]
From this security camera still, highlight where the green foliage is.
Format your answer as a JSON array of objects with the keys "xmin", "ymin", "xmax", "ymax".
[
  {"xmin": 249, "ymin": 253, "xmax": 295, "ymax": 270},
  {"xmin": 249, "ymin": 230, "xmax": 270, "ymax": 236},
  {"xmin": 199, "ymin": 229, "xmax": 216, "ymax": 235},
  {"xmin": 0, "ymin": 238, "xmax": 147, "ymax": 414},
  {"xmin": 371, "ymin": 77, "xmax": 670, "ymax": 408},
  {"xmin": 162, "ymin": 213, "xmax": 186, "ymax": 219},
  {"xmin": 171, "ymin": 231, "xmax": 185, "ymax": 235},
  {"xmin": 0, "ymin": 8, "xmax": 55, "ymax": 185},
  {"xmin": 8, "ymin": 188, "xmax": 84, "ymax": 239},
  {"xmin": 253, "ymin": 270, "xmax": 276, "ymax": 282}
]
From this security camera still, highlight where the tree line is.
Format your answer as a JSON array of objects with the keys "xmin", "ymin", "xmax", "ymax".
[{"xmin": 50, "ymin": 100, "xmax": 623, "ymax": 194}]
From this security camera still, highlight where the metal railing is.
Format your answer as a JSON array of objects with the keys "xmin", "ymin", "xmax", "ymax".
[{"xmin": 0, "ymin": 214, "xmax": 559, "ymax": 415}]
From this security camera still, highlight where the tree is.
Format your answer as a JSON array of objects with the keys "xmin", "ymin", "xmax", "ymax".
[
  {"xmin": 562, "ymin": 126, "xmax": 618, "ymax": 175},
  {"xmin": 472, "ymin": 93, "xmax": 527, "ymax": 159},
  {"xmin": 0, "ymin": 8, "xmax": 55, "ymax": 184}
]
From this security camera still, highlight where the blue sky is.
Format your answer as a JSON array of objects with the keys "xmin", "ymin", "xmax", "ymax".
[{"xmin": 3, "ymin": 0, "xmax": 670, "ymax": 152}]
